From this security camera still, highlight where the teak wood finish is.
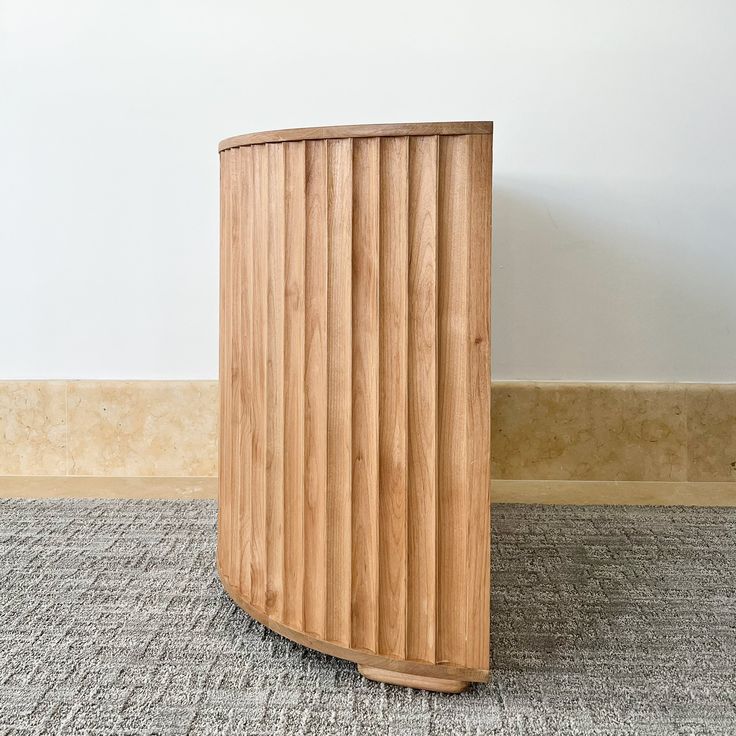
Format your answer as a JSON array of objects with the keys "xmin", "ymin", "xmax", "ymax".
[{"xmin": 218, "ymin": 122, "xmax": 493, "ymax": 692}]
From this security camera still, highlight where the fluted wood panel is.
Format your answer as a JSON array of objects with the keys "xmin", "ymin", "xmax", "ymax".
[
  {"xmin": 407, "ymin": 135, "xmax": 439, "ymax": 665},
  {"xmin": 283, "ymin": 141, "xmax": 306, "ymax": 630},
  {"xmin": 378, "ymin": 136, "xmax": 409, "ymax": 659},
  {"xmin": 303, "ymin": 140, "xmax": 328, "ymax": 639},
  {"xmin": 219, "ymin": 123, "xmax": 492, "ymax": 689}
]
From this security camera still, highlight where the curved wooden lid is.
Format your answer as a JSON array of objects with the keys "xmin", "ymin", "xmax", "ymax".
[{"xmin": 218, "ymin": 121, "xmax": 493, "ymax": 152}]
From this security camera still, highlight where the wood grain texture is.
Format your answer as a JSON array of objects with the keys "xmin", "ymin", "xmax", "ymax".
[
  {"xmin": 219, "ymin": 121, "xmax": 493, "ymax": 151},
  {"xmin": 238, "ymin": 146, "xmax": 254, "ymax": 600},
  {"xmin": 437, "ymin": 135, "xmax": 470, "ymax": 666},
  {"xmin": 358, "ymin": 665, "xmax": 468, "ymax": 693},
  {"xmin": 266, "ymin": 143, "xmax": 285, "ymax": 617},
  {"xmin": 250, "ymin": 144, "xmax": 268, "ymax": 610},
  {"xmin": 466, "ymin": 135, "xmax": 492, "ymax": 668},
  {"xmin": 229, "ymin": 149, "xmax": 243, "ymax": 593},
  {"xmin": 303, "ymin": 140, "xmax": 328, "ymax": 638},
  {"xmin": 378, "ymin": 136, "xmax": 409, "ymax": 659},
  {"xmin": 350, "ymin": 138, "xmax": 380, "ymax": 653},
  {"xmin": 283, "ymin": 141, "xmax": 306, "ymax": 629},
  {"xmin": 220, "ymin": 566, "xmax": 488, "ymax": 683},
  {"xmin": 326, "ymin": 138, "xmax": 353, "ymax": 647},
  {"xmin": 407, "ymin": 135, "xmax": 438, "ymax": 664},
  {"xmin": 218, "ymin": 125, "xmax": 492, "ymax": 689}
]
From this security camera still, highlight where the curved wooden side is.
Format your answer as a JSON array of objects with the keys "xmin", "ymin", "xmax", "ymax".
[
  {"xmin": 218, "ymin": 125, "xmax": 492, "ymax": 691},
  {"xmin": 219, "ymin": 567, "xmax": 486, "ymax": 684},
  {"xmin": 218, "ymin": 120, "xmax": 493, "ymax": 151}
]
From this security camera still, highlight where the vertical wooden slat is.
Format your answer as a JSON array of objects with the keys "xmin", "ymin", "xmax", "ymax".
[
  {"xmin": 230, "ymin": 147, "xmax": 241, "ymax": 582},
  {"xmin": 437, "ymin": 135, "xmax": 471, "ymax": 665},
  {"xmin": 378, "ymin": 136, "xmax": 409, "ymax": 658},
  {"xmin": 230, "ymin": 147, "xmax": 243, "ymax": 592},
  {"xmin": 350, "ymin": 138, "xmax": 380, "ymax": 653},
  {"xmin": 326, "ymin": 137, "xmax": 352, "ymax": 646},
  {"xmin": 283, "ymin": 141, "xmax": 306, "ymax": 629},
  {"xmin": 238, "ymin": 146, "xmax": 254, "ymax": 599},
  {"xmin": 266, "ymin": 143, "xmax": 286, "ymax": 617},
  {"xmin": 218, "ymin": 148, "xmax": 233, "ymax": 574},
  {"xmin": 230, "ymin": 148, "xmax": 240, "ymax": 581},
  {"xmin": 250, "ymin": 144, "xmax": 268, "ymax": 610},
  {"xmin": 406, "ymin": 135, "xmax": 439, "ymax": 663},
  {"xmin": 304, "ymin": 140, "xmax": 328, "ymax": 638},
  {"xmin": 465, "ymin": 134, "xmax": 492, "ymax": 669}
]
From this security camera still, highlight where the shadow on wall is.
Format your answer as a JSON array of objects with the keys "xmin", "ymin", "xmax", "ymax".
[{"xmin": 491, "ymin": 180, "xmax": 735, "ymax": 382}]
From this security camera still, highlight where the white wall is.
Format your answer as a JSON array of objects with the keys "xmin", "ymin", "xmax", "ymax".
[{"xmin": 2, "ymin": 0, "xmax": 735, "ymax": 381}]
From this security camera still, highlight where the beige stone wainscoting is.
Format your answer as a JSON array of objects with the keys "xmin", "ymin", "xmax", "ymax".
[
  {"xmin": 0, "ymin": 475, "xmax": 217, "ymax": 500},
  {"xmin": 1, "ymin": 380, "xmax": 734, "ymax": 505}
]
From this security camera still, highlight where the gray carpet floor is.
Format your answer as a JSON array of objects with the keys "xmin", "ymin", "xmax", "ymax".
[{"xmin": 0, "ymin": 499, "xmax": 734, "ymax": 735}]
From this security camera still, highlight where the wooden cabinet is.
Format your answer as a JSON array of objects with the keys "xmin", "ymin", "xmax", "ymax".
[{"xmin": 218, "ymin": 122, "xmax": 492, "ymax": 692}]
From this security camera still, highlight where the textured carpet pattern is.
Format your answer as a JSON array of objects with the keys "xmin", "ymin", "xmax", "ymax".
[{"xmin": 0, "ymin": 499, "xmax": 735, "ymax": 735}]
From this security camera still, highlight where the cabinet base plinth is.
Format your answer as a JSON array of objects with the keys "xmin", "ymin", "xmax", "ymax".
[{"xmin": 358, "ymin": 665, "xmax": 469, "ymax": 693}]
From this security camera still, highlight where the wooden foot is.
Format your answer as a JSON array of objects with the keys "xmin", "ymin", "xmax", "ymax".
[{"xmin": 358, "ymin": 665, "xmax": 469, "ymax": 693}]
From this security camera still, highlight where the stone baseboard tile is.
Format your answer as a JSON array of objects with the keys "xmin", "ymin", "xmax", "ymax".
[
  {"xmin": 0, "ymin": 381, "xmax": 218, "ymax": 478},
  {"xmin": 491, "ymin": 382, "xmax": 736, "ymax": 483},
  {"xmin": 1, "ymin": 380, "xmax": 734, "ymax": 486}
]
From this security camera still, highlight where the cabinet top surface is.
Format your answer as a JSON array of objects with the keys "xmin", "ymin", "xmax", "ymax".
[{"xmin": 218, "ymin": 121, "xmax": 493, "ymax": 152}]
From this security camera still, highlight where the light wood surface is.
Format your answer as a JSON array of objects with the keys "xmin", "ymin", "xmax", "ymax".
[
  {"xmin": 303, "ymin": 140, "xmax": 329, "ymax": 637},
  {"xmin": 378, "ymin": 136, "xmax": 409, "ymax": 658},
  {"xmin": 283, "ymin": 141, "xmax": 306, "ymax": 629},
  {"xmin": 218, "ymin": 123, "xmax": 493, "ymax": 690},
  {"xmin": 219, "ymin": 566, "xmax": 487, "ymax": 683},
  {"xmin": 407, "ymin": 135, "xmax": 439, "ymax": 665},
  {"xmin": 219, "ymin": 121, "xmax": 492, "ymax": 151},
  {"xmin": 358, "ymin": 666, "xmax": 469, "ymax": 693}
]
